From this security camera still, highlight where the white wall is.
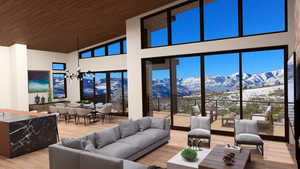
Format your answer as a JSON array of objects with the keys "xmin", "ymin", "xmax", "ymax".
[
  {"xmin": 27, "ymin": 49, "xmax": 69, "ymax": 104},
  {"xmin": 125, "ymin": 0, "xmax": 292, "ymax": 119},
  {"xmin": 10, "ymin": 44, "xmax": 29, "ymax": 111},
  {"xmin": 0, "ymin": 44, "xmax": 29, "ymax": 111},
  {"xmin": 0, "ymin": 46, "xmax": 12, "ymax": 109}
]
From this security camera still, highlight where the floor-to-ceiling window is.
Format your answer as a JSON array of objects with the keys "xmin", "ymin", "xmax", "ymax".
[
  {"xmin": 242, "ymin": 49, "xmax": 285, "ymax": 137},
  {"xmin": 204, "ymin": 53, "xmax": 240, "ymax": 132},
  {"xmin": 143, "ymin": 47, "xmax": 287, "ymax": 140},
  {"xmin": 174, "ymin": 56, "xmax": 201, "ymax": 127},
  {"xmin": 95, "ymin": 73, "xmax": 107, "ymax": 102},
  {"xmin": 144, "ymin": 59, "xmax": 171, "ymax": 119},
  {"xmin": 80, "ymin": 71, "xmax": 128, "ymax": 115}
]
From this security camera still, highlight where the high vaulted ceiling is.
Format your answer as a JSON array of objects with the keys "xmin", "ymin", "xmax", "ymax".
[{"xmin": 0, "ymin": 0, "xmax": 176, "ymax": 53}]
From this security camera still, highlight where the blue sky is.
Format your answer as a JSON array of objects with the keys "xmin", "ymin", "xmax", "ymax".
[{"xmin": 151, "ymin": 0, "xmax": 285, "ymax": 79}]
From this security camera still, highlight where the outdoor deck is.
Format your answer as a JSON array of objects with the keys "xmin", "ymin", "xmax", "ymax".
[{"xmin": 153, "ymin": 111, "xmax": 285, "ymax": 137}]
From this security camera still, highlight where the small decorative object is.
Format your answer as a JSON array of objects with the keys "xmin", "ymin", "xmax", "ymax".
[
  {"xmin": 225, "ymin": 144, "xmax": 241, "ymax": 154},
  {"xmin": 41, "ymin": 96, "xmax": 46, "ymax": 104},
  {"xmin": 223, "ymin": 153, "xmax": 235, "ymax": 165},
  {"xmin": 181, "ymin": 148, "xmax": 197, "ymax": 162},
  {"xmin": 34, "ymin": 94, "xmax": 41, "ymax": 104}
]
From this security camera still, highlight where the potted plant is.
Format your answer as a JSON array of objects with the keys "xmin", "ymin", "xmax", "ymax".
[{"xmin": 181, "ymin": 148, "xmax": 197, "ymax": 162}]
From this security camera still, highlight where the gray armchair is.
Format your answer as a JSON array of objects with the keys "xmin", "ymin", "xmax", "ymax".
[
  {"xmin": 234, "ymin": 119, "xmax": 264, "ymax": 155},
  {"xmin": 188, "ymin": 116, "xmax": 211, "ymax": 148}
]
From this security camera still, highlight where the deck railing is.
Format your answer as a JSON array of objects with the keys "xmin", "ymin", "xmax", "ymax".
[{"xmin": 149, "ymin": 97, "xmax": 285, "ymax": 123}]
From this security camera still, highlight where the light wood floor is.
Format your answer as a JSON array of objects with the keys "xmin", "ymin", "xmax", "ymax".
[{"xmin": 0, "ymin": 116, "xmax": 297, "ymax": 169}]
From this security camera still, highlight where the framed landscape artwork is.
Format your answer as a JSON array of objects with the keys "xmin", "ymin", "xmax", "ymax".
[{"xmin": 28, "ymin": 71, "xmax": 50, "ymax": 93}]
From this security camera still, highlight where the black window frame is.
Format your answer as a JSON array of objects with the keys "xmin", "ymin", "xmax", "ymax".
[
  {"xmin": 52, "ymin": 62, "xmax": 66, "ymax": 71},
  {"xmin": 52, "ymin": 73, "xmax": 67, "ymax": 99},
  {"xmin": 79, "ymin": 70, "xmax": 128, "ymax": 115},
  {"xmin": 79, "ymin": 38, "xmax": 127, "ymax": 59},
  {"xmin": 141, "ymin": 0, "xmax": 287, "ymax": 49},
  {"xmin": 142, "ymin": 45, "xmax": 289, "ymax": 142}
]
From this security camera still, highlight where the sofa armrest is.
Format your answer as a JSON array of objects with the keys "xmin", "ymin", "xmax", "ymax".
[
  {"xmin": 49, "ymin": 144, "xmax": 81, "ymax": 169},
  {"xmin": 164, "ymin": 118, "xmax": 171, "ymax": 131},
  {"xmin": 79, "ymin": 151, "xmax": 123, "ymax": 169}
]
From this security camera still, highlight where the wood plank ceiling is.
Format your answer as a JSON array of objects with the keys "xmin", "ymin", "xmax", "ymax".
[{"xmin": 0, "ymin": 0, "xmax": 176, "ymax": 53}]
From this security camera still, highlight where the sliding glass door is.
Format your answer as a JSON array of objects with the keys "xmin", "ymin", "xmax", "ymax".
[
  {"xmin": 144, "ymin": 59, "xmax": 171, "ymax": 119},
  {"xmin": 143, "ymin": 47, "xmax": 287, "ymax": 140},
  {"xmin": 110, "ymin": 72, "xmax": 123, "ymax": 113},
  {"xmin": 242, "ymin": 49, "xmax": 285, "ymax": 137},
  {"xmin": 204, "ymin": 53, "xmax": 240, "ymax": 132},
  {"xmin": 174, "ymin": 56, "xmax": 201, "ymax": 127}
]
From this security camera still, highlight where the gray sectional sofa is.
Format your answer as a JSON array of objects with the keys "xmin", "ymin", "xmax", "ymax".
[{"xmin": 49, "ymin": 117, "xmax": 170, "ymax": 169}]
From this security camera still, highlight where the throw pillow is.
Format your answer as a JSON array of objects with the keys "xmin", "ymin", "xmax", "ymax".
[
  {"xmin": 119, "ymin": 119, "xmax": 139, "ymax": 138},
  {"xmin": 151, "ymin": 118, "xmax": 165, "ymax": 130},
  {"xmin": 82, "ymin": 139, "xmax": 96, "ymax": 152},
  {"xmin": 136, "ymin": 117, "xmax": 152, "ymax": 131},
  {"xmin": 61, "ymin": 138, "xmax": 84, "ymax": 150},
  {"xmin": 95, "ymin": 127, "xmax": 118, "ymax": 148}
]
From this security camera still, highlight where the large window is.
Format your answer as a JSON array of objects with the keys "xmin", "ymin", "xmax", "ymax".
[
  {"xmin": 205, "ymin": 53, "xmax": 240, "ymax": 131},
  {"xmin": 53, "ymin": 73, "xmax": 67, "ymax": 99},
  {"xmin": 79, "ymin": 38, "xmax": 126, "ymax": 59},
  {"xmin": 108, "ymin": 42, "xmax": 121, "ymax": 55},
  {"xmin": 204, "ymin": 0, "xmax": 238, "ymax": 40},
  {"xmin": 82, "ymin": 73, "xmax": 95, "ymax": 97},
  {"xmin": 94, "ymin": 47, "xmax": 105, "ymax": 57},
  {"xmin": 80, "ymin": 71, "xmax": 128, "ymax": 114},
  {"xmin": 142, "ymin": 12, "xmax": 168, "ymax": 48},
  {"xmin": 171, "ymin": 1, "xmax": 200, "ymax": 44},
  {"xmin": 141, "ymin": 0, "xmax": 286, "ymax": 48},
  {"xmin": 95, "ymin": 73, "xmax": 107, "ymax": 102},
  {"xmin": 242, "ymin": 49, "xmax": 285, "ymax": 137},
  {"xmin": 52, "ymin": 63, "xmax": 66, "ymax": 70},
  {"xmin": 143, "ymin": 47, "xmax": 287, "ymax": 140},
  {"xmin": 243, "ymin": 0, "xmax": 286, "ymax": 35}
]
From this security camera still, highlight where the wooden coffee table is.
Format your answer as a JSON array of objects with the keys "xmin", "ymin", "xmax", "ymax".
[{"xmin": 199, "ymin": 145, "xmax": 251, "ymax": 169}]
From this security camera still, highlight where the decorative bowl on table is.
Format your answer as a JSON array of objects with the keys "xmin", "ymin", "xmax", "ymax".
[
  {"xmin": 223, "ymin": 153, "xmax": 235, "ymax": 165},
  {"xmin": 181, "ymin": 148, "xmax": 197, "ymax": 162}
]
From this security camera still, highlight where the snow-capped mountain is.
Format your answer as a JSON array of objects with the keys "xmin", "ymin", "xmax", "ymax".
[{"xmin": 151, "ymin": 69, "xmax": 284, "ymax": 97}]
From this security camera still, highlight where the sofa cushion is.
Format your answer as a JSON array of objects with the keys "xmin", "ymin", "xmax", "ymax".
[
  {"xmin": 95, "ymin": 127, "xmax": 119, "ymax": 148},
  {"xmin": 151, "ymin": 118, "xmax": 165, "ymax": 129},
  {"xmin": 119, "ymin": 120, "xmax": 139, "ymax": 138},
  {"xmin": 136, "ymin": 117, "xmax": 152, "ymax": 131},
  {"xmin": 236, "ymin": 133, "xmax": 263, "ymax": 145},
  {"xmin": 93, "ymin": 142, "xmax": 139, "ymax": 159},
  {"xmin": 82, "ymin": 139, "xmax": 96, "ymax": 152},
  {"xmin": 123, "ymin": 160, "xmax": 148, "ymax": 169},
  {"xmin": 61, "ymin": 138, "xmax": 85, "ymax": 150},
  {"xmin": 117, "ymin": 134, "xmax": 156, "ymax": 150},
  {"xmin": 137, "ymin": 128, "xmax": 169, "ymax": 141},
  {"xmin": 188, "ymin": 129, "xmax": 210, "ymax": 138}
]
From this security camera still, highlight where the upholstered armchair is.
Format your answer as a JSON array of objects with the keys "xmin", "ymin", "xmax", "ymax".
[
  {"xmin": 188, "ymin": 116, "xmax": 211, "ymax": 148},
  {"xmin": 234, "ymin": 120, "xmax": 264, "ymax": 155},
  {"xmin": 251, "ymin": 106, "xmax": 273, "ymax": 130}
]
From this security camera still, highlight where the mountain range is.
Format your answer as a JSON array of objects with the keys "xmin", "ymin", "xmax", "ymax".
[{"xmin": 152, "ymin": 69, "xmax": 284, "ymax": 98}]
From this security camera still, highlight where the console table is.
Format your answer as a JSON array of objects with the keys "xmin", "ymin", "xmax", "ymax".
[
  {"xmin": 29, "ymin": 101, "xmax": 70, "ymax": 112},
  {"xmin": 0, "ymin": 109, "xmax": 58, "ymax": 158}
]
